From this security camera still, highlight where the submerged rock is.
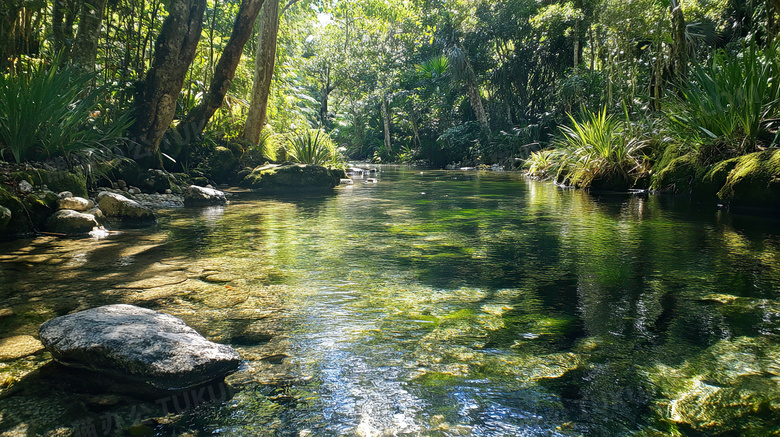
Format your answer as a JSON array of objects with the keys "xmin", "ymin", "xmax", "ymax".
[
  {"xmin": 183, "ymin": 185, "xmax": 227, "ymax": 206},
  {"xmin": 98, "ymin": 191, "xmax": 156, "ymax": 222},
  {"xmin": 38, "ymin": 304, "xmax": 241, "ymax": 390},
  {"xmin": 239, "ymin": 163, "xmax": 346, "ymax": 191},
  {"xmin": 0, "ymin": 335, "xmax": 44, "ymax": 361},
  {"xmin": 46, "ymin": 209, "xmax": 99, "ymax": 234}
]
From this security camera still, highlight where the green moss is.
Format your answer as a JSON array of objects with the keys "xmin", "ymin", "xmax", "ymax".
[
  {"xmin": 651, "ymin": 154, "xmax": 701, "ymax": 194},
  {"xmin": 209, "ymin": 146, "xmax": 240, "ymax": 183},
  {"xmin": 411, "ymin": 371, "xmax": 461, "ymax": 387},
  {"xmin": 11, "ymin": 169, "xmax": 87, "ymax": 197},
  {"xmin": 239, "ymin": 164, "xmax": 345, "ymax": 191},
  {"xmin": 717, "ymin": 149, "xmax": 780, "ymax": 208},
  {"xmin": 0, "ymin": 186, "xmax": 32, "ymax": 234}
]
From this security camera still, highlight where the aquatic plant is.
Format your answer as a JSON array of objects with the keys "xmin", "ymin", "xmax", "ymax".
[
  {"xmin": 557, "ymin": 108, "xmax": 649, "ymax": 188},
  {"xmin": 0, "ymin": 58, "xmax": 132, "ymax": 164},
  {"xmin": 285, "ymin": 129, "xmax": 337, "ymax": 166}
]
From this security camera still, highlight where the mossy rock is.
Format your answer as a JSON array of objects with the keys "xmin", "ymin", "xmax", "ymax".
[
  {"xmin": 717, "ymin": 149, "xmax": 780, "ymax": 209},
  {"xmin": 10, "ymin": 170, "xmax": 87, "ymax": 198},
  {"xmin": 651, "ymin": 154, "xmax": 702, "ymax": 194},
  {"xmin": 699, "ymin": 157, "xmax": 739, "ymax": 199},
  {"xmin": 239, "ymin": 164, "xmax": 346, "ymax": 191},
  {"xmin": 0, "ymin": 187, "xmax": 30, "ymax": 235},
  {"xmin": 209, "ymin": 146, "xmax": 240, "ymax": 184},
  {"xmin": 0, "ymin": 187, "xmax": 57, "ymax": 236}
]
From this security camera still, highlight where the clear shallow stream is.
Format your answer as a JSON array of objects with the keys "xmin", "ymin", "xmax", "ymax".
[{"xmin": 1, "ymin": 167, "xmax": 779, "ymax": 436}]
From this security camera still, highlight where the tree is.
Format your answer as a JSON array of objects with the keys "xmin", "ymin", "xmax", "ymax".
[
  {"xmin": 243, "ymin": 0, "xmax": 281, "ymax": 144},
  {"xmin": 132, "ymin": 0, "xmax": 206, "ymax": 166},
  {"xmin": 181, "ymin": 0, "xmax": 266, "ymax": 137},
  {"xmin": 71, "ymin": 0, "xmax": 108, "ymax": 71}
]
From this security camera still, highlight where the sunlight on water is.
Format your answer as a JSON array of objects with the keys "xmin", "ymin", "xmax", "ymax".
[{"xmin": 1, "ymin": 167, "xmax": 779, "ymax": 436}]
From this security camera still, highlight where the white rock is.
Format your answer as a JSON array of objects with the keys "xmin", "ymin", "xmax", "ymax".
[
  {"xmin": 57, "ymin": 196, "xmax": 94, "ymax": 212},
  {"xmin": 18, "ymin": 180, "xmax": 33, "ymax": 193},
  {"xmin": 46, "ymin": 210, "xmax": 99, "ymax": 234}
]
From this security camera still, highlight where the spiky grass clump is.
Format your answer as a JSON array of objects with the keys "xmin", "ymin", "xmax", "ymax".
[
  {"xmin": 0, "ymin": 59, "xmax": 131, "ymax": 164},
  {"xmin": 524, "ymin": 149, "xmax": 561, "ymax": 180},
  {"xmin": 285, "ymin": 129, "xmax": 338, "ymax": 166},
  {"xmin": 669, "ymin": 43, "xmax": 780, "ymax": 156},
  {"xmin": 558, "ymin": 108, "xmax": 649, "ymax": 188}
]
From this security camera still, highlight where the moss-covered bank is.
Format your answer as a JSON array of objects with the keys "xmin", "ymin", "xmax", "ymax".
[{"xmin": 652, "ymin": 149, "xmax": 780, "ymax": 210}]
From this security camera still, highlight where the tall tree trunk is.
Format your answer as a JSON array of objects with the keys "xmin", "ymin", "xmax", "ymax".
[
  {"xmin": 319, "ymin": 66, "xmax": 336, "ymax": 130},
  {"xmin": 465, "ymin": 68, "xmax": 490, "ymax": 137},
  {"xmin": 71, "ymin": 0, "xmax": 108, "ymax": 71},
  {"xmin": 670, "ymin": 1, "xmax": 688, "ymax": 80},
  {"xmin": 181, "ymin": 0, "xmax": 265, "ymax": 137},
  {"xmin": 381, "ymin": 94, "xmax": 392, "ymax": 153},
  {"xmin": 132, "ymin": 0, "xmax": 206, "ymax": 166},
  {"xmin": 52, "ymin": 0, "xmax": 79, "ymax": 56},
  {"xmin": 243, "ymin": 0, "xmax": 280, "ymax": 145}
]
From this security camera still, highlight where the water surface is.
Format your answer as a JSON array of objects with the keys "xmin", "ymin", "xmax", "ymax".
[{"xmin": 1, "ymin": 167, "xmax": 779, "ymax": 436}]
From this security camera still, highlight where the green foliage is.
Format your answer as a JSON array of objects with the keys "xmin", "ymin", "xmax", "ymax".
[
  {"xmin": 669, "ymin": 43, "xmax": 780, "ymax": 155},
  {"xmin": 285, "ymin": 129, "xmax": 338, "ymax": 166},
  {"xmin": 557, "ymin": 108, "xmax": 649, "ymax": 188},
  {"xmin": 436, "ymin": 121, "xmax": 484, "ymax": 165},
  {"xmin": 0, "ymin": 59, "xmax": 132, "ymax": 164},
  {"xmin": 524, "ymin": 149, "xmax": 562, "ymax": 180}
]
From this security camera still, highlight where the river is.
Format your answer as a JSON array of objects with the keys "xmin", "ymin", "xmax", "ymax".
[{"xmin": 1, "ymin": 166, "xmax": 779, "ymax": 436}]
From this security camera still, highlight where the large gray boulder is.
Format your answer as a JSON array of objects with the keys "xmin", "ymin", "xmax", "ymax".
[
  {"xmin": 183, "ymin": 185, "xmax": 227, "ymax": 206},
  {"xmin": 97, "ymin": 191, "xmax": 156, "ymax": 221},
  {"xmin": 46, "ymin": 209, "xmax": 99, "ymax": 234},
  {"xmin": 39, "ymin": 304, "xmax": 241, "ymax": 390}
]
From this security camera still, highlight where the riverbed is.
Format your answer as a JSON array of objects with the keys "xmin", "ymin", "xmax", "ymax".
[{"xmin": 1, "ymin": 167, "xmax": 779, "ymax": 436}]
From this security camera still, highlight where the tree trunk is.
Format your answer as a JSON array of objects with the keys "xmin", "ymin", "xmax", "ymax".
[
  {"xmin": 319, "ymin": 67, "xmax": 336, "ymax": 130},
  {"xmin": 71, "ymin": 0, "xmax": 108, "ymax": 71},
  {"xmin": 670, "ymin": 2, "xmax": 688, "ymax": 80},
  {"xmin": 52, "ymin": 0, "xmax": 79, "ymax": 56},
  {"xmin": 381, "ymin": 94, "xmax": 392, "ymax": 153},
  {"xmin": 132, "ymin": 0, "xmax": 206, "ymax": 166},
  {"xmin": 181, "ymin": 0, "xmax": 265, "ymax": 137},
  {"xmin": 465, "ymin": 68, "xmax": 490, "ymax": 137},
  {"xmin": 243, "ymin": 0, "xmax": 280, "ymax": 145}
]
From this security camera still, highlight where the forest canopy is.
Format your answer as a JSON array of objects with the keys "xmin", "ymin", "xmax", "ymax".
[{"xmin": 1, "ymin": 0, "xmax": 780, "ymax": 189}]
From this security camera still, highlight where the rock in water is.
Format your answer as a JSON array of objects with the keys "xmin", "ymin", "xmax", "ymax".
[
  {"xmin": 97, "ymin": 191, "xmax": 156, "ymax": 222},
  {"xmin": 57, "ymin": 196, "xmax": 94, "ymax": 212},
  {"xmin": 46, "ymin": 210, "xmax": 99, "ymax": 234},
  {"xmin": 39, "ymin": 304, "xmax": 241, "ymax": 390},
  {"xmin": 239, "ymin": 164, "xmax": 346, "ymax": 191},
  {"xmin": 183, "ymin": 185, "xmax": 227, "ymax": 206}
]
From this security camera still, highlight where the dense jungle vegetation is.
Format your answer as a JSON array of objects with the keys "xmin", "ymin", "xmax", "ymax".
[{"xmin": 1, "ymin": 0, "xmax": 780, "ymax": 196}]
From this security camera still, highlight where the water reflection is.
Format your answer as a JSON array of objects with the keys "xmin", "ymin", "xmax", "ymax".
[{"xmin": 1, "ymin": 168, "xmax": 779, "ymax": 436}]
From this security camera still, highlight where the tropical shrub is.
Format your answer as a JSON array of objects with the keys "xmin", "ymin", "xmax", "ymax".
[
  {"xmin": 524, "ymin": 149, "xmax": 561, "ymax": 180},
  {"xmin": 0, "ymin": 59, "xmax": 131, "ymax": 164},
  {"xmin": 285, "ymin": 129, "xmax": 338, "ymax": 166},
  {"xmin": 669, "ymin": 43, "xmax": 780, "ymax": 156},
  {"xmin": 557, "ymin": 108, "xmax": 649, "ymax": 188}
]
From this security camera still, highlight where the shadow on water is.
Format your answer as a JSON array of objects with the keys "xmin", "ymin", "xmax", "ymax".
[{"xmin": 1, "ymin": 168, "xmax": 780, "ymax": 435}]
